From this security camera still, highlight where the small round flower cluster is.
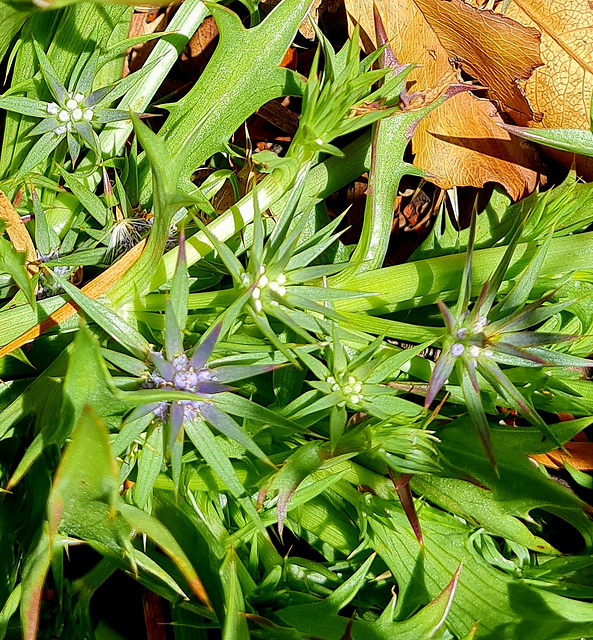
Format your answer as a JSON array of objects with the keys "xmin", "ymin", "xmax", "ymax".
[
  {"xmin": 326, "ymin": 374, "xmax": 364, "ymax": 406},
  {"xmin": 450, "ymin": 316, "xmax": 493, "ymax": 360},
  {"xmin": 47, "ymin": 92, "xmax": 93, "ymax": 136},
  {"xmin": 37, "ymin": 251, "xmax": 75, "ymax": 300},
  {"xmin": 241, "ymin": 266, "xmax": 287, "ymax": 313},
  {"xmin": 142, "ymin": 352, "xmax": 216, "ymax": 422}
]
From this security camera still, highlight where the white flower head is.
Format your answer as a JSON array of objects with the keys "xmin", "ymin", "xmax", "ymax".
[
  {"xmin": 451, "ymin": 343, "xmax": 465, "ymax": 357},
  {"xmin": 469, "ymin": 345, "xmax": 481, "ymax": 358}
]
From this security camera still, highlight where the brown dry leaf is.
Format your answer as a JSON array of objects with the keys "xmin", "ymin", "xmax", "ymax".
[
  {"xmin": 124, "ymin": 8, "xmax": 170, "ymax": 77},
  {"xmin": 345, "ymin": 0, "xmax": 543, "ymax": 199},
  {"xmin": 503, "ymin": 0, "xmax": 593, "ymax": 130},
  {"xmin": 0, "ymin": 190, "xmax": 38, "ymax": 277},
  {"xmin": 413, "ymin": 0, "xmax": 542, "ymax": 124},
  {"xmin": 181, "ymin": 15, "xmax": 219, "ymax": 78},
  {"xmin": 530, "ymin": 442, "xmax": 593, "ymax": 471},
  {"xmin": 502, "ymin": 0, "xmax": 593, "ymax": 175}
]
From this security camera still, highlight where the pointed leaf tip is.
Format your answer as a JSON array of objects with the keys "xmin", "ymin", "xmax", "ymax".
[
  {"xmin": 374, "ymin": 7, "xmax": 404, "ymax": 73},
  {"xmin": 425, "ymin": 349, "xmax": 456, "ymax": 408},
  {"xmin": 391, "ymin": 471, "xmax": 422, "ymax": 546},
  {"xmin": 191, "ymin": 322, "xmax": 223, "ymax": 370},
  {"xmin": 177, "ymin": 225, "xmax": 186, "ymax": 265}
]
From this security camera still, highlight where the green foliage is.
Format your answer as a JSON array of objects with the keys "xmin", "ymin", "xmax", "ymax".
[
  {"xmin": 425, "ymin": 214, "xmax": 593, "ymax": 467},
  {"xmin": 502, "ymin": 122, "xmax": 593, "ymax": 158},
  {"xmin": 2, "ymin": 2, "xmax": 593, "ymax": 639}
]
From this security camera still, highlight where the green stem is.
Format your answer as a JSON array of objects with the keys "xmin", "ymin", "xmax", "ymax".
[
  {"xmin": 141, "ymin": 158, "xmax": 301, "ymax": 296},
  {"xmin": 335, "ymin": 232, "xmax": 593, "ymax": 315},
  {"xmin": 333, "ymin": 114, "xmax": 419, "ymax": 284}
]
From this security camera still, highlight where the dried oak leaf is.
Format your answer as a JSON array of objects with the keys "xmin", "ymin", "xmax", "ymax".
[
  {"xmin": 345, "ymin": 0, "xmax": 543, "ymax": 199},
  {"xmin": 502, "ymin": 0, "xmax": 593, "ymax": 175},
  {"xmin": 531, "ymin": 442, "xmax": 593, "ymax": 471},
  {"xmin": 503, "ymin": 0, "xmax": 593, "ymax": 130}
]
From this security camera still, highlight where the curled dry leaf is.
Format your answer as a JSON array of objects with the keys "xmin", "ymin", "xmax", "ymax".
[
  {"xmin": 413, "ymin": 0, "xmax": 542, "ymax": 125},
  {"xmin": 501, "ymin": 0, "xmax": 593, "ymax": 175},
  {"xmin": 345, "ymin": 0, "xmax": 543, "ymax": 199},
  {"xmin": 530, "ymin": 442, "xmax": 593, "ymax": 471},
  {"xmin": 503, "ymin": 0, "xmax": 593, "ymax": 130}
]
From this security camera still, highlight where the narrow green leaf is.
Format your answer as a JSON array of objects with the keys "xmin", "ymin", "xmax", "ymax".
[
  {"xmin": 0, "ymin": 235, "xmax": 36, "ymax": 308},
  {"xmin": 20, "ymin": 527, "xmax": 51, "ymax": 640},
  {"xmin": 184, "ymin": 417, "xmax": 266, "ymax": 534},
  {"xmin": 49, "ymin": 269, "xmax": 150, "ymax": 359},
  {"xmin": 0, "ymin": 96, "xmax": 49, "ymax": 118},
  {"xmin": 134, "ymin": 423, "xmax": 164, "ymax": 509},
  {"xmin": 57, "ymin": 164, "xmax": 108, "ymax": 225},
  {"xmin": 32, "ymin": 40, "xmax": 68, "ymax": 105},
  {"xmin": 169, "ymin": 226, "xmax": 189, "ymax": 333},
  {"xmin": 461, "ymin": 366, "xmax": 496, "ymax": 471},
  {"xmin": 492, "ymin": 230, "xmax": 554, "ymax": 321},
  {"xmin": 16, "ymin": 130, "xmax": 62, "ymax": 180},
  {"xmin": 200, "ymin": 402, "xmax": 272, "ymax": 465},
  {"xmin": 501, "ymin": 123, "xmax": 593, "ymax": 158},
  {"xmin": 213, "ymin": 392, "xmax": 298, "ymax": 431}
]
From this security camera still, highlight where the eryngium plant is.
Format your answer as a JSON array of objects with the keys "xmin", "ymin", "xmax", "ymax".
[
  {"xmin": 266, "ymin": 413, "xmax": 440, "ymax": 535},
  {"xmin": 0, "ymin": 42, "xmax": 150, "ymax": 174},
  {"xmin": 288, "ymin": 323, "xmax": 430, "ymax": 450},
  {"xmin": 50, "ymin": 230, "xmax": 295, "ymax": 500},
  {"xmin": 425, "ymin": 214, "xmax": 593, "ymax": 468}
]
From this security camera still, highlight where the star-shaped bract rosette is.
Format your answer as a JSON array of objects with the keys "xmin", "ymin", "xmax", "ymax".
[
  {"xmin": 0, "ymin": 41, "xmax": 149, "ymax": 177},
  {"xmin": 49, "ymin": 229, "xmax": 294, "ymax": 497},
  {"xmin": 425, "ymin": 214, "xmax": 593, "ymax": 470}
]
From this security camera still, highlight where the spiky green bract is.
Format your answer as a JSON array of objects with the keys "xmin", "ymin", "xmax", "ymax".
[
  {"xmin": 49, "ymin": 234, "xmax": 290, "ymax": 521},
  {"xmin": 426, "ymin": 214, "xmax": 593, "ymax": 469},
  {"xmin": 287, "ymin": 26, "xmax": 409, "ymax": 166},
  {"xmin": 266, "ymin": 414, "xmax": 439, "ymax": 536},
  {"xmin": 196, "ymin": 193, "xmax": 371, "ymax": 364},
  {"xmin": 257, "ymin": 556, "xmax": 461, "ymax": 639},
  {"xmin": 0, "ymin": 42, "xmax": 149, "ymax": 177},
  {"xmin": 288, "ymin": 324, "xmax": 430, "ymax": 451},
  {"xmin": 146, "ymin": 24, "xmax": 414, "ymax": 297}
]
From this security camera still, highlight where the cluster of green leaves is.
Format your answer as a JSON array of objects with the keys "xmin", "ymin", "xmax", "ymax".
[{"xmin": 2, "ymin": 1, "xmax": 593, "ymax": 640}]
